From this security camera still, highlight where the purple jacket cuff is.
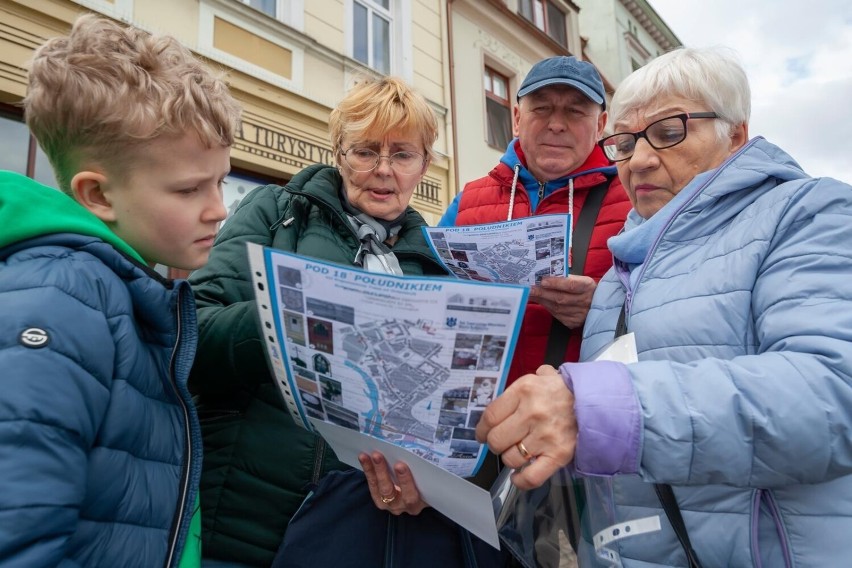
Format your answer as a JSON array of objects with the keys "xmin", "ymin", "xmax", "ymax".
[{"xmin": 559, "ymin": 361, "xmax": 642, "ymax": 476}]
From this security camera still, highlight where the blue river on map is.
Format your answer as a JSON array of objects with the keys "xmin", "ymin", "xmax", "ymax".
[
  {"xmin": 344, "ymin": 360, "xmax": 382, "ymax": 437},
  {"xmin": 478, "ymin": 264, "xmax": 500, "ymax": 279},
  {"xmin": 343, "ymin": 359, "xmax": 442, "ymax": 455}
]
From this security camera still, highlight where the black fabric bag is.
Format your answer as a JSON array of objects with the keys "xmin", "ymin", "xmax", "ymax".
[{"xmin": 272, "ymin": 469, "xmax": 510, "ymax": 568}]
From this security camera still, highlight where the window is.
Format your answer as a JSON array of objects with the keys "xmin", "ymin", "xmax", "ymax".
[
  {"xmin": 200, "ymin": 2, "xmax": 305, "ymax": 91},
  {"xmin": 0, "ymin": 106, "xmax": 59, "ymax": 189},
  {"xmin": 237, "ymin": 0, "xmax": 277, "ymax": 18},
  {"xmin": 484, "ymin": 67, "xmax": 512, "ymax": 150},
  {"xmin": 73, "ymin": 0, "xmax": 133, "ymax": 21},
  {"xmin": 352, "ymin": 0, "xmax": 391, "ymax": 74},
  {"xmin": 519, "ymin": 0, "xmax": 567, "ymax": 48},
  {"xmin": 222, "ymin": 169, "xmax": 274, "ymax": 224},
  {"xmin": 229, "ymin": 0, "xmax": 304, "ymax": 30}
]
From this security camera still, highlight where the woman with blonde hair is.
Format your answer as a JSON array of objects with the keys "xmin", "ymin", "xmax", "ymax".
[{"xmin": 190, "ymin": 77, "xmax": 503, "ymax": 567}]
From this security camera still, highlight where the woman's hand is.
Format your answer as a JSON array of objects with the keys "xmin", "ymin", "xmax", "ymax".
[
  {"xmin": 475, "ymin": 365, "xmax": 577, "ymax": 490},
  {"xmin": 359, "ymin": 451, "xmax": 428, "ymax": 515}
]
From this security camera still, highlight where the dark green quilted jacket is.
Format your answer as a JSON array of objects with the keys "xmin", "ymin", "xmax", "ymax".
[{"xmin": 188, "ymin": 164, "xmax": 446, "ymax": 566}]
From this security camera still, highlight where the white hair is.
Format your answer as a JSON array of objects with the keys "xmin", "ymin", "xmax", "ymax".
[{"xmin": 610, "ymin": 46, "xmax": 751, "ymax": 142}]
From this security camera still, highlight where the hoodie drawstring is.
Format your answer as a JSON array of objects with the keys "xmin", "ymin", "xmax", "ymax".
[
  {"xmin": 507, "ymin": 164, "xmax": 520, "ymax": 221},
  {"xmin": 567, "ymin": 177, "xmax": 574, "ymax": 269}
]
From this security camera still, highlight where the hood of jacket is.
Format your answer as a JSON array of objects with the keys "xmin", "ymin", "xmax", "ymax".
[
  {"xmin": 0, "ymin": 170, "xmax": 143, "ymax": 263},
  {"xmin": 621, "ymin": 136, "xmax": 808, "ymax": 239}
]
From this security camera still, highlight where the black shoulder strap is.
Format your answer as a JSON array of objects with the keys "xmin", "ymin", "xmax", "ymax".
[
  {"xmin": 654, "ymin": 484, "xmax": 703, "ymax": 568},
  {"xmin": 543, "ymin": 178, "xmax": 611, "ymax": 366},
  {"xmin": 569, "ymin": 178, "xmax": 610, "ymax": 280}
]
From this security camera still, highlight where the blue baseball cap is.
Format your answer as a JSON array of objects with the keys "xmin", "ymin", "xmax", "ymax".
[{"xmin": 517, "ymin": 56, "xmax": 606, "ymax": 108}]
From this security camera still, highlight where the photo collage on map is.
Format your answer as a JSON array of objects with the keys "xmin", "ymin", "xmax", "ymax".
[
  {"xmin": 528, "ymin": 217, "xmax": 566, "ymax": 283},
  {"xmin": 276, "ymin": 265, "xmax": 361, "ymax": 431},
  {"xmin": 438, "ymin": 332, "xmax": 507, "ymax": 459}
]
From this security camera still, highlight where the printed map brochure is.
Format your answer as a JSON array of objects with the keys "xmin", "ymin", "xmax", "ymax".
[
  {"xmin": 422, "ymin": 213, "xmax": 570, "ymax": 285},
  {"xmin": 246, "ymin": 242, "xmax": 528, "ymax": 479}
]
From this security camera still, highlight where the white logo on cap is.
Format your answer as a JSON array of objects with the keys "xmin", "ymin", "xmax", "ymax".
[{"xmin": 20, "ymin": 327, "xmax": 50, "ymax": 348}]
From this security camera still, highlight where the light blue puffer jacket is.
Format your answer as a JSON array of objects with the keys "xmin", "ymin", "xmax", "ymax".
[
  {"xmin": 576, "ymin": 138, "xmax": 852, "ymax": 567},
  {"xmin": 0, "ymin": 172, "xmax": 202, "ymax": 567}
]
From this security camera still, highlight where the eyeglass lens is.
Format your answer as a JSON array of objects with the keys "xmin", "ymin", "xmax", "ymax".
[
  {"xmin": 344, "ymin": 148, "xmax": 424, "ymax": 174},
  {"xmin": 600, "ymin": 112, "xmax": 717, "ymax": 162},
  {"xmin": 601, "ymin": 116, "xmax": 687, "ymax": 161}
]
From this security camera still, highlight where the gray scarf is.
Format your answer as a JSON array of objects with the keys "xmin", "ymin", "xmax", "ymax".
[{"xmin": 340, "ymin": 188, "xmax": 405, "ymax": 275}]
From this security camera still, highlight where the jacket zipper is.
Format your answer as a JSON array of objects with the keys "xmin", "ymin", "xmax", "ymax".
[
  {"xmin": 163, "ymin": 286, "xmax": 193, "ymax": 568},
  {"xmin": 311, "ymin": 436, "xmax": 327, "ymax": 483},
  {"xmin": 751, "ymin": 489, "xmax": 793, "ymax": 568}
]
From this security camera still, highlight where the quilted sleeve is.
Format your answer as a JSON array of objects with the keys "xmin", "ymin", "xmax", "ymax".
[
  {"xmin": 0, "ymin": 256, "xmax": 113, "ymax": 566},
  {"xmin": 632, "ymin": 176, "xmax": 852, "ymax": 487}
]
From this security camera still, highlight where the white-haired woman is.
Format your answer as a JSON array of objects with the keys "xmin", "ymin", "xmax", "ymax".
[{"xmin": 477, "ymin": 46, "xmax": 852, "ymax": 567}]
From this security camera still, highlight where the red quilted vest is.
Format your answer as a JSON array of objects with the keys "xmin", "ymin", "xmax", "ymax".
[{"xmin": 455, "ymin": 145, "xmax": 631, "ymax": 383}]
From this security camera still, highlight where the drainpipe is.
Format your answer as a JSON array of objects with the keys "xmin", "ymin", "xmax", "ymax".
[{"xmin": 446, "ymin": 0, "xmax": 461, "ymax": 198}]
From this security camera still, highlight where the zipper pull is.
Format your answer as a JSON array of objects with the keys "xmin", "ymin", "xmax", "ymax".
[
  {"xmin": 269, "ymin": 216, "xmax": 294, "ymax": 231},
  {"xmin": 538, "ymin": 182, "xmax": 545, "ymax": 201}
]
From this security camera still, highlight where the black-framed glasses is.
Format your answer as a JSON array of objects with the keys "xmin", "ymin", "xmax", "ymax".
[
  {"xmin": 341, "ymin": 147, "xmax": 426, "ymax": 175},
  {"xmin": 598, "ymin": 112, "xmax": 718, "ymax": 162}
]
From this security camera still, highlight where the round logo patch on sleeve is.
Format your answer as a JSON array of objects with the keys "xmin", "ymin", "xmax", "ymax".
[{"xmin": 19, "ymin": 327, "xmax": 50, "ymax": 348}]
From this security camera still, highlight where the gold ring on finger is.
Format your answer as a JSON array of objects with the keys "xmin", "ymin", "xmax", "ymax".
[{"xmin": 516, "ymin": 440, "xmax": 532, "ymax": 461}]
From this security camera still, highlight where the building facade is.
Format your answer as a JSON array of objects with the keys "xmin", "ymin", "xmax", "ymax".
[
  {"xmin": 0, "ymin": 0, "xmax": 453, "ymax": 229},
  {"xmin": 446, "ymin": 0, "xmax": 680, "ymax": 194},
  {"xmin": 447, "ymin": 0, "xmax": 585, "ymax": 192},
  {"xmin": 575, "ymin": 0, "xmax": 680, "ymax": 88},
  {"xmin": 1, "ymin": 0, "xmax": 680, "ymax": 263}
]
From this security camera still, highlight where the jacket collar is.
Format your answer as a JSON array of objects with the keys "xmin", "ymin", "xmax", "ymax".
[{"xmin": 494, "ymin": 138, "xmax": 616, "ymax": 196}]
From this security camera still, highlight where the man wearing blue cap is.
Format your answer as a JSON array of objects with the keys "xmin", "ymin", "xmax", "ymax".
[{"xmin": 439, "ymin": 56, "xmax": 631, "ymax": 383}]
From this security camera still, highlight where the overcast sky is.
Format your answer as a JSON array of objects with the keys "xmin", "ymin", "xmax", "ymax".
[{"xmin": 645, "ymin": 0, "xmax": 852, "ymax": 184}]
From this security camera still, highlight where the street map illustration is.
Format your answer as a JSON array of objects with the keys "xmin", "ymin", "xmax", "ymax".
[
  {"xmin": 423, "ymin": 213, "xmax": 570, "ymax": 285},
  {"xmin": 249, "ymin": 245, "xmax": 528, "ymax": 478}
]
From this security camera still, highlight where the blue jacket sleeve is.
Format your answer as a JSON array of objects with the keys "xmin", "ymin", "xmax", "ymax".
[
  {"xmin": 629, "ymin": 177, "xmax": 852, "ymax": 487},
  {"xmin": 0, "ymin": 275, "xmax": 112, "ymax": 566},
  {"xmin": 437, "ymin": 193, "xmax": 462, "ymax": 227}
]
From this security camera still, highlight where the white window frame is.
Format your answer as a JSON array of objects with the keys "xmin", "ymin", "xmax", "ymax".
[
  {"xmin": 72, "ymin": 0, "xmax": 134, "ymax": 21},
  {"xmin": 518, "ymin": 0, "xmax": 568, "ymax": 48},
  {"xmin": 345, "ymin": 0, "xmax": 412, "ymax": 80},
  {"xmin": 483, "ymin": 66, "xmax": 513, "ymax": 150},
  {"xmin": 198, "ymin": 1, "xmax": 304, "ymax": 91},
  {"xmin": 234, "ymin": 0, "xmax": 304, "ymax": 31}
]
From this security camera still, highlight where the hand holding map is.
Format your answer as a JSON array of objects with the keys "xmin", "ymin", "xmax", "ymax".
[{"xmin": 528, "ymin": 273, "xmax": 596, "ymax": 329}]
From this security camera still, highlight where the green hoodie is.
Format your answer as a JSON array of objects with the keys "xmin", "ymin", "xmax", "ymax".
[
  {"xmin": 0, "ymin": 170, "xmax": 143, "ymax": 262},
  {"xmin": 0, "ymin": 169, "xmax": 203, "ymax": 568}
]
